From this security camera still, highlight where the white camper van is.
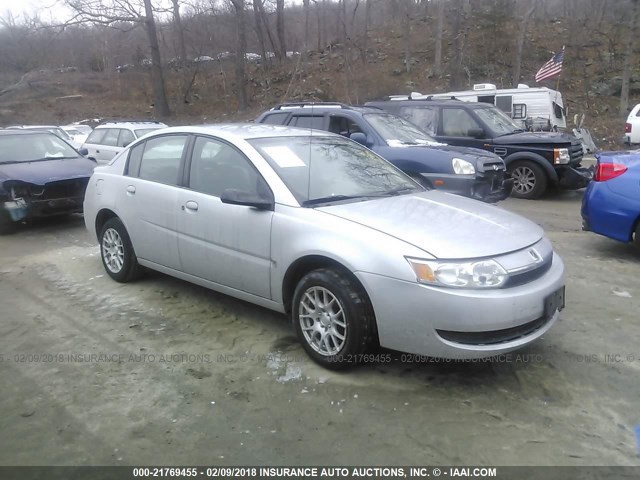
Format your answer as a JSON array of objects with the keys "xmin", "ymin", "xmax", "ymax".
[{"xmin": 393, "ymin": 83, "xmax": 567, "ymax": 131}]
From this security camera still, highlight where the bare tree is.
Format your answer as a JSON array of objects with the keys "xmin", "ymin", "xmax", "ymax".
[
  {"xmin": 433, "ymin": 0, "xmax": 444, "ymax": 76},
  {"xmin": 620, "ymin": 0, "xmax": 639, "ymax": 115},
  {"xmin": 252, "ymin": 0, "xmax": 269, "ymax": 66},
  {"xmin": 171, "ymin": 0, "xmax": 188, "ymax": 65},
  {"xmin": 512, "ymin": 1, "xmax": 536, "ymax": 86},
  {"xmin": 229, "ymin": 0, "xmax": 248, "ymax": 110},
  {"xmin": 276, "ymin": 0, "xmax": 286, "ymax": 60},
  {"xmin": 63, "ymin": 0, "xmax": 171, "ymax": 116},
  {"xmin": 402, "ymin": 0, "xmax": 412, "ymax": 73}
]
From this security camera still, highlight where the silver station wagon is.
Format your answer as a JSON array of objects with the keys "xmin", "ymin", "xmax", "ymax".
[{"xmin": 84, "ymin": 124, "xmax": 565, "ymax": 369}]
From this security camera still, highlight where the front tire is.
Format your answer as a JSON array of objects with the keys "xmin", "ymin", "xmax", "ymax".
[
  {"xmin": 99, "ymin": 217, "xmax": 143, "ymax": 283},
  {"xmin": 292, "ymin": 268, "xmax": 375, "ymax": 370},
  {"xmin": 509, "ymin": 160, "xmax": 548, "ymax": 199}
]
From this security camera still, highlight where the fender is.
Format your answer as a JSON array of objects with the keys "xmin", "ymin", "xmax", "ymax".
[{"xmin": 504, "ymin": 151, "xmax": 558, "ymax": 184}]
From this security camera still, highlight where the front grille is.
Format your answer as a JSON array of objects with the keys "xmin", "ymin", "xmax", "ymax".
[
  {"xmin": 478, "ymin": 160, "xmax": 506, "ymax": 173},
  {"xmin": 436, "ymin": 315, "xmax": 550, "ymax": 346},
  {"xmin": 503, "ymin": 256, "xmax": 553, "ymax": 288},
  {"xmin": 569, "ymin": 143, "xmax": 583, "ymax": 165},
  {"xmin": 37, "ymin": 179, "xmax": 89, "ymax": 200}
]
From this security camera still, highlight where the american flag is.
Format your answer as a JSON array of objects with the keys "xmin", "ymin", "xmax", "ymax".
[{"xmin": 535, "ymin": 47, "xmax": 565, "ymax": 83}]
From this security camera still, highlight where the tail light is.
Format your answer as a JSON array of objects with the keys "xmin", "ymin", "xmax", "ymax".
[
  {"xmin": 625, "ymin": 123, "xmax": 632, "ymax": 133},
  {"xmin": 594, "ymin": 162, "xmax": 628, "ymax": 182}
]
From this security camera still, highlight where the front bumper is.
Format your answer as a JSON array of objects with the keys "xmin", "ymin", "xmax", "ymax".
[
  {"xmin": 355, "ymin": 253, "xmax": 565, "ymax": 359},
  {"xmin": 421, "ymin": 172, "xmax": 513, "ymax": 203},
  {"xmin": 557, "ymin": 165, "xmax": 593, "ymax": 189},
  {"xmin": 3, "ymin": 196, "xmax": 84, "ymax": 221}
]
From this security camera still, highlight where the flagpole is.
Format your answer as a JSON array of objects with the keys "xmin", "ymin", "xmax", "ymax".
[{"xmin": 555, "ymin": 46, "xmax": 564, "ymax": 92}]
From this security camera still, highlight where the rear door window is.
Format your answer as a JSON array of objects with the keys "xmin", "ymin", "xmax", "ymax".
[
  {"xmin": 138, "ymin": 135, "xmax": 188, "ymax": 186},
  {"xmin": 441, "ymin": 108, "xmax": 481, "ymax": 137},
  {"xmin": 85, "ymin": 129, "xmax": 107, "ymax": 145},
  {"xmin": 101, "ymin": 129, "xmax": 120, "ymax": 147},
  {"xmin": 118, "ymin": 129, "xmax": 135, "ymax": 147},
  {"xmin": 399, "ymin": 107, "xmax": 437, "ymax": 135},
  {"xmin": 261, "ymin": 112, "xmax": 290, "ymax": 125},
  {"xmin": 290, "ymin": 116, "xmax": 325, "ymax": 129}
]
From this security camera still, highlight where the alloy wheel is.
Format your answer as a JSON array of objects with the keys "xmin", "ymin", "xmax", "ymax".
[
  {"xmin": 102, "ymin": 227, "xmax": 125, "ymax": 274},
  {"xmin": 298, "ymin": 286, "xmax": 347, "ymax": 356},
  {"xmin": 512, "ymin": 165, "xmax": 536, "ymax": 195}
]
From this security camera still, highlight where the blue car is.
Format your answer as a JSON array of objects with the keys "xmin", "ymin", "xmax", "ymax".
[
  {"xmin": 581, "ymin": 150, "xmax": 640, "ymax": 245},
  {"xmin": 256, "ymin": 103, "xmax": 513, "ymax": 203}
]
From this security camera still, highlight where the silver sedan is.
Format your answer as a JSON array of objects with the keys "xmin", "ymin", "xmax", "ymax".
[{"xmin": 83, "ymin": 124, "xmax": 565, "ymax": 369}]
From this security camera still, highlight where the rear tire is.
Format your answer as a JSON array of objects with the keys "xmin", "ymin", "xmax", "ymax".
[
  {"xmin": 99, "ymin": 217, "xmax": 143, "ymax": 283},
  {"xmin": 292, "ymin": 268, "xmax": 375, "ymax": 370},
  {"xmin": 509, "ymin": 160, "xmax": 547, "ymax": 199}
]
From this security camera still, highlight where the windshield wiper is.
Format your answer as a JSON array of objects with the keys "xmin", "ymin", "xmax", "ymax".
[
  {"xmin": 302, "ymin": 194, "xmax": 374, "ymax": 206},
  {"xmin": 376, "ymin": 186, "xmax": 419, "ymax": 196}
]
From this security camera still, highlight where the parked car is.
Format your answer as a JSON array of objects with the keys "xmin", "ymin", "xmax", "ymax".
[
  {"xmin": 256, "ymin": 103, "xmax": 513, "ymax": 203},
  {"xmin": 61, "ymin": 125, "xmax": 89, "ymax": 146},
  {"xmin": 624, "ymin": 103, "xmax": 640, "ymax": 145},
  {"xmin": 84, "ymin": 124, "xmax": 565, "ymax": 369},
  {"xmin": 7, "ymin": 124, "xmax": 80, "ymax": 148},
  {"xmin": 367, "ymin": 98, "xmax": 591, "ymax": 199},
  {"xmin": 0, "ymin": 130, "xmax": 96, "ymax": 233},
  {"xmin": 581, "ymin": 150, "xmax": 640, "ymax": 246},
  {"xmin": 82, "ymin": 120, "xmax": 168, "ymax": 164}
]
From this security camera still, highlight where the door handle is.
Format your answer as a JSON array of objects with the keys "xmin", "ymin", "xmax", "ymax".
[
  {"xmin": 96, "ymin": 150, "xmax": 101, "ymax": 153},
  {"xmin": 126, "ymin": 185, "xmax": 136, "ymax": 195},
  {"xmin": 184, "ymin": 200, "xmax": 198, "ymax": 212}
]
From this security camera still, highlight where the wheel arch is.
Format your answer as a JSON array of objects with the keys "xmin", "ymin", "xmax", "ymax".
[
  {"xmin": 281, "ymin": 255, "xmax": 373, "ymax": 317},
  {"xmin": 504, "ymin": 152, "xmax": 558, "ymax": 184},
  {"xmin": 94, "ymin": 208, "xmax": 119, "ymax": 241}
]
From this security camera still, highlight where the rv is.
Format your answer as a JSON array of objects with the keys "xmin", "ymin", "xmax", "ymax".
[{"xmin": 392, "ymin": 83, "xmax": 567, "ymax": 131}]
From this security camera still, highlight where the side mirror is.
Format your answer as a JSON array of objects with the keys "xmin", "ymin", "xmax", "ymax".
[
  {"xmin": 122, "ymin": 141, "xmax": 132, "ymax": 148},
  {"xmin": 78, "ymin": 147, "xmax": 89, "ymax": 156},
  {"xmin": 220, "ymin": 189, "xmax": 274, "ymax": 211},
  {"xmin": 467, "ymin": 128, "xmax": 485, "ymax": 139},
  {"xmin": 350, "ymin": 132, "xmax": 371, "ymax": 147}
]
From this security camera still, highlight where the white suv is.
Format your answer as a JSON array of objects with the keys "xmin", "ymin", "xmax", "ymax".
[
  {"xmin": 624, "ymin": 104, "xmax": 640, "ymax": 144},
  {"xmin": 82, "ymin": 121, "xmax": 167, "ymax": 164}
]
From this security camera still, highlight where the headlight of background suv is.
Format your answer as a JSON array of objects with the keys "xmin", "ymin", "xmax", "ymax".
[
  {"xmin": 406, "ymin": 257, "xmax": 508, "ymax": 289},
  {"xmin": 452, "ymin": 158, "xmax": 476, "ymax": 175},
  {"xmin": 553, "ymin": 148, "xmax": 570, "ymax": 165}
]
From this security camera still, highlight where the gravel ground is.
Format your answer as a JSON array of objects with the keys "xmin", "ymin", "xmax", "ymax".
[{"xmin": 0, "ymin": 189, "xmax": 639, "ymax": 466}]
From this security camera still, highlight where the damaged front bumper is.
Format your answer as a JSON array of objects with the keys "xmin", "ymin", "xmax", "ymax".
[
  {"xmin": 420, "ymin": 172, "xmax": 514, "ymax": 203},
  {"xmin": 2, "ymin": 179, "xmax": 89, "ymax": 222},
  {"xmin": 557, "ymin": 165, "xmax": 594, "ymax": 190}
]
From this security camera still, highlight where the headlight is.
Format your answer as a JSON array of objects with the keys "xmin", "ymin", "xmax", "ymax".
[
  {"xmin": 452, "ymin": 158, "xmax": 476, "ymax": 175},
  {"xmin": 553, "ymin": 148, "xmax": 570, "ymax": 165},
  {"xmin": 406, "ymin": 257, "xmax": 508, "ymax": 289}
]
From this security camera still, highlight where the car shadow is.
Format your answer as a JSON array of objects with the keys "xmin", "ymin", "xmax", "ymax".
[{"xmin": 4, "ymin": 214, "xmax": 86, "ymax": 236}]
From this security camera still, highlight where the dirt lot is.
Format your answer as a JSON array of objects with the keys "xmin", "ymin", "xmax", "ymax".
[{"xmin": 0, "ymin": 190, "xmax": 639, "ymax": 467}]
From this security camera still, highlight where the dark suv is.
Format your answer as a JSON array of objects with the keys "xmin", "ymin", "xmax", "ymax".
[
  {"xmin": 366, "ymin": 98, "xmax": 592, "ymax": 199},
  {"xmin": 256, "ymin": 103, "xmax": 513, "ymax": 203}
]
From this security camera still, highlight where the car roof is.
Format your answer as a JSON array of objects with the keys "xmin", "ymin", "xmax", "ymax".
[
  {"xmin": 96, "ymin": 120, "xmax": 168, "ymax": 128},
  {"xmin": 265, "ymin": 103, "xmax": 381, "ymax": 114},
  {"xmin": 368, "ymin": 98, "xmax": 495, "ymax": 109},
  {"xmin": 143, "ymin": 123, "xmax": 339, "ymax": 141},
  {"xmin": 0, "ymin": 129, "xmax": 56, "ymax": 136}
]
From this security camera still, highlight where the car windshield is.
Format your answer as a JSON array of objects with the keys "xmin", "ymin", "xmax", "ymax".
[
  {"xmin": 363, "ymin": 113, "xmax": 440, "ymax": 146},
  {"xmin": 249, "ymin": 136, "xmax": 422, "ymax": 206},
  {"xmin": 474, "ymin": 106, "xmax": 523, "ymax": 136},
  {"xmin": 0, "ymin": 133, "xmax": 79, "ymax": 164},
  {"xmin": 135, "ymin": 128, "xmax": 162, "ymax": 138}
]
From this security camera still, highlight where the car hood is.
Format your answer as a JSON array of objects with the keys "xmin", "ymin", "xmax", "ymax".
[
  {"xmin": 493, "ymin": 131, "xmax": 579, "ymax": 146},
  {"xmin": 377, "ymin": 143, "xmax": 500, "ymax": 164},
  {"xmin": 317, "ymin": 191, "xmax": 543, "ymax": 259},
  {"xmin": 0, "ymin": 157, "xmax": 96, "ymax": 185}
]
